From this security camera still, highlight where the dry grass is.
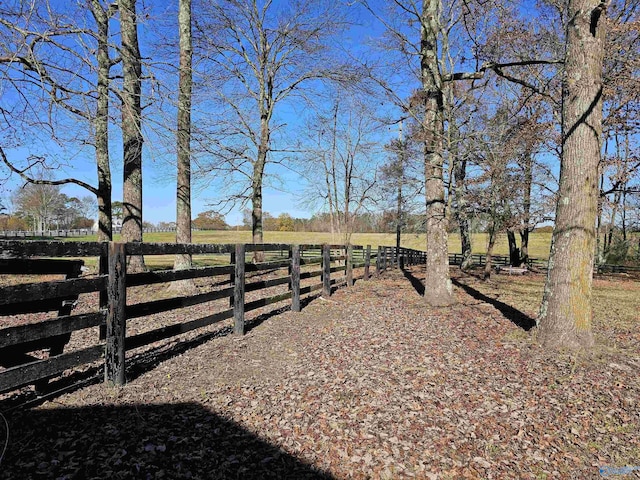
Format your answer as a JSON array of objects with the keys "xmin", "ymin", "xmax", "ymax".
[
  {"xmin": 451, "ymin": 268, "xmax": 640, "ymax": 352},
  {"xmin": 60, "ymin": 230, "xmax": 553, "ymax": 269}
]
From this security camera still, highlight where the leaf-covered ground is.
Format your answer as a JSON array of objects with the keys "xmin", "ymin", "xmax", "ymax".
[{"xmin": 1, "ymin": 267, "xmax": 639, "ymax": 479}]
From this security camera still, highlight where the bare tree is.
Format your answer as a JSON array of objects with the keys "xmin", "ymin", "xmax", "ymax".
[
  {"xmin": 0, "ymin": 0, "xmax": 118, "ymax": 241},
  {"xmin": 193, "ymin": 0, "xmax": 351, "ymax": 259},
  {"xmin": 300, "ymin": 97, "xmax": 381, "ymax": 245}
]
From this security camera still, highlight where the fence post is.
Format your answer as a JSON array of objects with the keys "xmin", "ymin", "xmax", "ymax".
[
  {"xmin": 234, "ymin": 244, "xmax": 245, "ymax": 335},
  {"xmin": 364, "ymin": 245, "xmax": 371, "ymax": 280},
  {"xmin": 376, "ymin": 246, "xmax": 381, "ymax": 277},
  {"xmin": 382, "ymin": 247, "xmax": 388, "ymax": 271},
  {"xmin": 105, "ymin": 242, "xmax": 126, "ymax": 386},
  {"xmin": 346, "ymin": 244, "xmax": 353, "ymax": 287},
  {"xmin": 99, "ymin": 242, "xmax": 109, "ymax": 340},
  {"xmin": 399, "ymin": 248, "xmax": 405, "ymax": 269},
  {"xmin": 291, "ymin": 244, "xmax": 301, "ymax": 312},
  {"xmin": 229, "ymin": 250, "xmax": 235, "ymax": 307},
  {"xmin": 322, "ymin": 244, "xmax": 331, "ymax": 297}
]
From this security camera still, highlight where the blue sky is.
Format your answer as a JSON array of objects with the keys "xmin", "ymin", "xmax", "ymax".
[{"xmin": 1, "ymin": 0, "xmax": 399, "ymax": 226}]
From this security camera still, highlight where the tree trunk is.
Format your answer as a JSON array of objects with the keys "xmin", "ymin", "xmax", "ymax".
[
  {"xmin": 252, "ymin": 117, "xmax": 268, "ymax": 262},
  {"xmin": 91, "ymin": 0, "xmax": 112, "ymax": 243},
  {"xmin": 120, "ymin": 0, "xmax": 145, "ymax": 272},
  {"xmin": 507, "ymin": 230, "xmax": 520, "ymax": 267},
  {"xmin": 484, "ymin": 225, "xmax": 496, "ymax": 280},
  {"xmin": 605, "ymin": 190, "xmax": 621, "ymax": 258},
  {"xmin": 453, "ymin": 150, "xmax": 472, "ymax": 270},
  {"xmin": 520, "ymin": 228, "xmax": 529, "ymax": 266},
  {"xmin": 174, "ymin": 0, "xmax": 193, "ymax": 272},
  {"xmin": 537, "ymin": 0, "xmax": 605, "ymax": 349},
  {"xmin": 596, "ymin": 169, "xmax": 605, "ymax": 263},
  {"xmin": 520, "ymin": 150, "xmax": 533, "ymax": 265},
  {"xmin": 421, "ymin": 0, "xmax": 453, "ymax": 306},
  {"xmin": 396, "ymin": 135, "xmax": 404, "ymax": 253}
]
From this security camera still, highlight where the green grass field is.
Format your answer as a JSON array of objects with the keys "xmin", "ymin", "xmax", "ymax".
[
  {"xmin": 56, "ymin": 230, "xmax": 552, "ymax": 270},
  {"xmin": 67, "ymin": 230, "xmax": 553, "ymax": 258}
]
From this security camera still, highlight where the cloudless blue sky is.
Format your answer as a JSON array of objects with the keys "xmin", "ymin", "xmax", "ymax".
[{"xmin": 1, "ymin": 0, "xmax": 400, "ymax": 226}]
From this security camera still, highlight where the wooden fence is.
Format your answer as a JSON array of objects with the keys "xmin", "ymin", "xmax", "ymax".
[
  {"xmin": 0, "ymin": 227, "xmax": 180, "ymax": 238},
  {"xmin": 0, "ymin": 241, "xmax": 426, "ymax": 395}
]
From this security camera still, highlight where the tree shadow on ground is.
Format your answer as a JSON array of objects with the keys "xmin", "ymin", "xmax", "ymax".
[
  {"xmin": 0, "ymin": 294, "xmax": 324, "ymax": 411},
  {"xmin": 0, "ymin": 402, "xmax": 332, "ymax": 480},
  {"xmin": 401, "ymin": 267, "xmax": 536, "ymax": 331}
]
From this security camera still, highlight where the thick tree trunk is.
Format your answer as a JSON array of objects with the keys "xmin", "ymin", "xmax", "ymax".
[
  {"xmin": 174, "ymin": 0, "xmax": 193, "ymax": 272},
  {"xmin": 91, "ymin": 0, "xmax": 112, "ymax": 242},
  {"xmin": 421, "ymin": 0, "xmax": 453, "ymax": 306},
  {"xmin": 596, "ymin": 170, "xmax": 605, "ymax": 263},
  {"xmin": 507, "ymin": 230, "xmax": 520, "ymax": 267},
  {"xmin": 538, "ymin": 0, "xmax": 605, "ymax": 349},
  {"xmin": 120, "ymin": 0, "xmax": 145, "ymax": 272}
]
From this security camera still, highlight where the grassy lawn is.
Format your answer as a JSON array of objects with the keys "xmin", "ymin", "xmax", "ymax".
[{"xmin": 63, "ymin": 230, "xmax": 554, "ymax": 259}]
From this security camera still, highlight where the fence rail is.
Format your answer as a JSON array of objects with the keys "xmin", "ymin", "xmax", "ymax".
[
  {"xmin": 0, "ymin": 240, "xmax": 427, "ymax": 396},
  {"xmin": 0, "ymin": 227, "xmax": 182, "ymax": 238},
  {"xmin": 2, "ymin": 242, "xmax": 635, "ymax": 397}
]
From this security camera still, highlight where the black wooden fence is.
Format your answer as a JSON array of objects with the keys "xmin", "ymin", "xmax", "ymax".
[{"xmin": 0, "ymin": 241, "xmax": 426, "ymax": 395}]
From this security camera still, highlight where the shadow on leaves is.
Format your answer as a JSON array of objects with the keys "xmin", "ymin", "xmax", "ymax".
[
  {"xmin": 1, "ymin": 402, "xmax": 332, "ymax": 479},
  {"xmin": 401, "ymin": 267, "xmax": 535, "ymax": 331}
]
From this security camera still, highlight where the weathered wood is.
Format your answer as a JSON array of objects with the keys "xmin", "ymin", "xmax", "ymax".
[
  {"xmin": 229, "ymin": 251, "xmax": 235, "ymax": 308},
  {"xmin": 0, "ymin": 344, "xmax": 104, "ymax": 395},
  {"xmin": 300, "ymin": 270, "xmax": 322, "ymax": 280},
  {"xmin": 346, "ymin": 245, "xmax": 353, "ymax": 287},
  {"xmin": 300, "ymin": 282, "xmax": 324, "ymax": 295},
  {"xmin": 125, "ymin": 308, "xmax": 234, "ymax": 350},
  {"xmin": 105, "ymin": 242, "xmax": 126, "ymax": 386},
  {"xmin": 245, "ymin": 243, "xmax": 294, "ymax": 252},
  {"xmin": 376, "ymin": 246, "xmax": 381, "ymax": 278},
  {"xmin": 399, "ymin": 248, "xmax": 405, "ymax": 270},
  {"xmin": 300, "ymin": 258, "xmax": 322, "ymax": 266},
  {"xmin": 127, "ymin": 264, "xmax": 233, "ymax": 287},
  {"xmin": 291, "ymin": 244, "xmax": 301, "ymax": 312},
  {"xmin": 245, "ymin": 291, "xmax": 293, "ymax": 313},
  {"xmin": 99, "ymin": 249, "xmax": 108, "ymax": 340},
  {"xmin": 126, "ymin": 287, "xmax": 234, "ymax": 319},
  {"xmin": 245, "ymin": 259, "xmax": 291, "ymax": 272},
  {"xmin": 0, "ymin": 276, "xmax": 106, "ymax": 307},
  {"xmin": 382, "ymin": 247, "xmax": 387, "ymax": 271},
  {"xmin": 0, "ymin": 240, "xmax": 105, "ymax": 257},
  {"xmin": 245, "ymin": 276, "xmax": 290, "ymax": 293},
  {"xmin": 322, "ymin": 244, "xmax": 331, "ymax": 297},
  {"xmin": 125, "ymin": 242, "xmax": 234, "ymax": 255},
  {"xmin": 364, "ymin": 245, "xmax": 371, "ymax": 280},
  {"xmin": 0, "ymin": 258, "xmax": 83, "ymax": 275},
  {"xmin": 233, "ymin": 243, "xmax": 245, "ymax": 335},
  {"xmin": 0, "ymin": 312, "xmax": 105, "ymax": 349}
]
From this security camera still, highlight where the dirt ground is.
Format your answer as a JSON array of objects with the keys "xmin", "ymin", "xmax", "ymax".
[{"xmin": 1, "ymin": 267, "xmax": 639, "ymax": 479}]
